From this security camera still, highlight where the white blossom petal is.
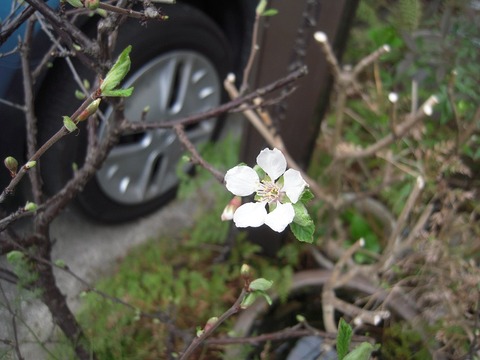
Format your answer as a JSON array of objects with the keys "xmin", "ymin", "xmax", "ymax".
[
  {"xmin": 225, "ymin": 165, "xmax": 259, "ymax": 196},
  {"xmin": 264, "ymin": 202, "xmax": 295, "ymax": 232},
  {"xmin": 282, "ymin": 169, "xmax": 308, "ymax": 203},
  {"xmin": 256, "ymin": 148, "xmax": 286, "ymax": 181},
  {"xmin": 233, "ymin": 202, "xmax": 267, "ymax": 228}
]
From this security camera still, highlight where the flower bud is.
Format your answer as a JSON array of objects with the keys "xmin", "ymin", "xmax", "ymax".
[
  {"xmin": 203, "ymin": 317, "xmax": 219, "ymax": 333},
  {"xmin": 221, "ymin": 196, "xmax": 241, "ymax": 221},
  {"xmin": 25, "ymin": 161, "xmax": 36, "ymax": 170},
  {"xmin": 85, "ymin": 0, "xmax": 99, "ymax": 10},
  {"xmin": 24, "ymin": 202, "xmax": 38, "ymax": 212},
  {"xmin": 240, "ymin": 264, "xmax": 251, "ymax": 278},
  {"xmin": 77, "ymin": 99, "xmax": 101, "ymax": 122},
  {"xmin": 4, "ymin": 156, "xmax": 18, "ymax": 177}
]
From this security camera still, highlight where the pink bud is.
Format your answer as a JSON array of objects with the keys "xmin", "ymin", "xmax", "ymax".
[
  {"xmin": 221, "ymin": 196, "xmax": 242, "ymax": 221},
  {"xmin": 203, "ymin": 317, "xmax": 218, "ymax": 333}
]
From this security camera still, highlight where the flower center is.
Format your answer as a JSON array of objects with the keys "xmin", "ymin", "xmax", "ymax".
[{"xmin": 256, "ymin": 180, "xmax": 282, "ymax": 203}]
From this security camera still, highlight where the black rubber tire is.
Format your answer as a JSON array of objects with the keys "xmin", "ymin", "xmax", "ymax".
[{"xmin": 36, "ymin": 3, "xmax": 232, "ymax": 222}]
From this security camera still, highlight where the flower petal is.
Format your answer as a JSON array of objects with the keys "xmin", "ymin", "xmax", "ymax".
[
  {"xmin": 233, "ymin": 202, "xmax": 267, "ymax": 228},
  {"xmin": 264, "ymin": 202, "xmax": 295, "ymax": 232},
  {"xmin": 256, "ymin": 148, "xmax": 286, "ymax": 181},
  {"xmin": 225, "ymin": 165, "xmax": 259, "ymax": 196},
  {"xmin": 282, "ymin": 169, "xmax": 308, "ymax": 203}
]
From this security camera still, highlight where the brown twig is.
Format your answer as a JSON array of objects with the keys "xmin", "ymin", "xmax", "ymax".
[
  {"xmin": 0, "ymin": 5, "xmax": 36, "ymax": 46},
  {"xmin": 206, "ymin": 323, "xmax": 373, "ymax": 346},
  {"xmin": 179, "ymin": 288, "xmax": 248, "ymax": 360},
  {"xmin": 99, "ymin": 2, "xmax": 167, "ymax": 21},
  {"xmin": 173, "ymin": 125, "xmax": 225, "ymax": 184},
  {"xmin": 335, "ymin": 95, "xmax": 439, "ymax": 160},
  {"xmin": 380, "ymin": 175, "xmax": 425, "ymax": 272},
  {"xmin": 20, "ymin": 18, "xmax": 44, "ymax": 205},
  {"xmin": 322, "ymin": 239, "xmax": 364, "ymax": 332},
  {"xmin": 124, "ymin": 66, "xmax": 309, "ymax": 132},
  {"xmin": 240, "ymin": 8, "xmax": 262, "ymax": 94}
]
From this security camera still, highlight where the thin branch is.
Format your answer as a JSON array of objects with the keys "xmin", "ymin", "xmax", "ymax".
[
  {"xmin": 353, "ymin": 44, "xmax": 391, "ymax": 78},
  {"xmin": 23, "ymin": 0, "xmax": 96, "ymax": 55},
  {"xmin": 0, "ymin": 98, "xmax": 26, "ymax": 111},
  {"xmin": 0, "ymin": 5, "xmax": 36, "ymax": 46},
  {"xmin": 173, "ymin": 124, "xmax": 225, "ymax": 184},
  {"xmin": 322, "ymin": 239, "xmax": 365, "ymax": 333},
  {"xmin": 240, "ymin": 9, "xmax": 261, "ymax": 93},
  {"xmin": 124, "ymin": 66, "xmax": 309, "ymax": 132},
  {"xmin": 335, "ymin": 95, "xmax": 439, "ymax": 160},
  {"xmin": 206, "ymin": 324, "xmax": 373, "ymax": 346},
  {"xmin": 179, "ymin": 288, "xmax": 247, "ymax": 360},
  {"xmin": 20, "ymin": 18, "xmax": 44, "ymax": 204},
  {"xmin": 381, "ymin": 176, "xmax": 426, "ymax": 272},
  {"xmin": 0, "ymin": 94, "xmax": 96, "ymax": 203},
  {"xmin": 98, "ymin": 2, "xmax": 167, "ymax": 21}
]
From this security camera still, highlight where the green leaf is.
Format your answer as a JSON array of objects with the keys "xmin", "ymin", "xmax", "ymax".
[
  {"xmin": 292, "ymin": 202, "xmax": 314, "ymax": 227},
  {"xmin": 343, "ymin": 342, "xmax": 378, "ymax": 360},
  {"xmin": 256, "ymin": 0, "xmax": 267, "ymax": 15},
  {"xmin": 55, "ymin": 259, "xmax": 67, "ymax": 268},
  {"xmin": 24, "ymin": 201, "xmax": 38, "ymax": 212},
  {"xmin": 258, "ymin": 292, "xmax": 272, "ymax": 306},
  {"xmin": 240, "ymin": 292, "xmax": 257, "ymax": 309},
  {"xmin": 65, "ymin": 0, "xmax": 83, "ymax": 8},
  {"xmin": 101, "ymin": 87, "xmax": 134, "ymax": 98},
  {"xmin": 7, "ymin": 251, "xmax": 24, "ymax": 263},
  {"xmin": 299, "ymin": 188, "xmax": 314, "ymax": 203},
  {"xmin": 63, "ymin": 116, "xmax": 77, "ymax": 132},
  {"xmin": 289, "ymin": 221, "xmax": 315, "ymax": 243},
  {"xmin": 249, "ymin": 278, "xmax": 273, "ymax": 291},
  {"xmin": 75, "ymin": 89, "xmax": 86, "ymax": 100},
  {"xmin": 261, "ymin": 9, "xmax": 278, "ymax": 16},
  {"xmin": 101, "ymin": 45, "xmax": 132, "ymax": 94},
  {"xmin": 337, "ymin": 318, "xmax": 353, "ymax": 360}
]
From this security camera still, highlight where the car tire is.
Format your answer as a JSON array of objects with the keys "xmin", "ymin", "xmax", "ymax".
[{"xmin": 36, "ymin": 3, "xmax": 232, "ymax": 222}]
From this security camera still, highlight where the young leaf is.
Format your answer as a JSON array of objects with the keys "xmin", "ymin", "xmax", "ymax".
[
  {"xmin": 249, "ymin": 278, "xmax": 273, "ymax": 291},
  {"xmin": 343, "ymin": 342, "xmax": 378, "ymax": 360},
  {"xmin": 101, "ymin": 45, "xmax": 132, "ymax": 95},
  {"xmin": 7, "ymin": 251, "xmax": 24, "ymax": 263},
  {"xmin": 63, "ymin": 116, "xmax": 78, "ymax": 132},
  {"xmin": 101, "ymin": 87, "xmax": 134, "ymax": 98},
  {"xmin": 256, "ymin": 0, "xmax": 267, "ymax": 15},
  {"xmin": 292, "ymin": 202, "xmax": 314, "ymax": 227},
  {"xmin": 55, "ymin": 259, "xmax": 67, "ymax": 268},
  {"xmin": 75, "ymin": 89, "xmax": 86, "ymax": 100},
  {"xmin": 337, "ymin": 318, "xmax": 353, "ymax": 360},
  {"xmin": 24, "ymin": 201, "xmax": 38, "ymax": 212},
  {"xmin": 261, "ymin": 9, "xmax": 278, "ymax": 16},
  {"xmin": 240, "ymin": 292, "xmax": 257, "ymax": 309},
  {"xmin": 290, "ymin": 221, "xmax": 315, "ymax": 243},
  {"xmin": 258, "ymin": 292, "xmax": 273, "ymax": 306},
  {"xmin": 65, "ymin": 0, "xmax": 83, "ymax": 8},
  {"xmin": 299, "ymin": 188, "xmax": 314, "ymax": 203}
]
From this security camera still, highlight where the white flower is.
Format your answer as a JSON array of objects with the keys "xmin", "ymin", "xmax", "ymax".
[{"xmin": 224, "ymin": 148, "xmax": 308, "ymax": 232}]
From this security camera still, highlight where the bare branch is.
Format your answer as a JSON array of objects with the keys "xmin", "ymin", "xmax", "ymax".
[{"xmin": 173, "ymin": 124, "xmax": 225, "ymax": 184}]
